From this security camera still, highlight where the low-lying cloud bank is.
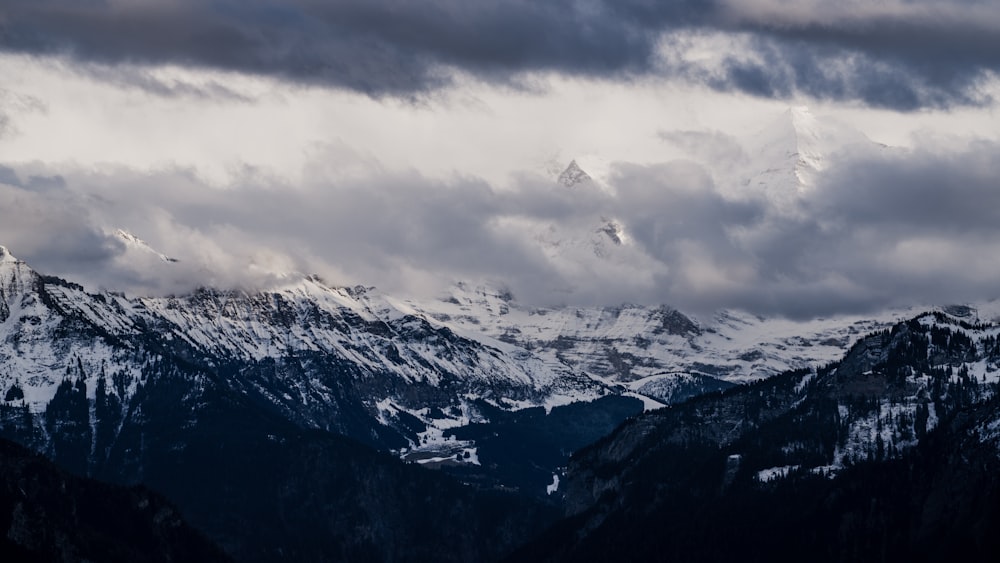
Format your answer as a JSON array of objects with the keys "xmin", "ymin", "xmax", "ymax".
[{"xmin": 2, "ymin": 133, "xmax": 998, "ymax": 319}]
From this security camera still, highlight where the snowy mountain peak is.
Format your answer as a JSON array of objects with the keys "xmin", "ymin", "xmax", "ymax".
[
  {"xmin": 755, "ymin": 106, "xmax": 823, "ymax": 171},
  {"xmin": 113, "ymin": 229, "xmax": 179, "ymax": 263},
  {"xmin": 0, "ymin": 245, "xmax": 38, "ymax": 323},
  {"xmin": 787, "ymin": 105, "xmax": 817, "ymax": 129},
  {"xmin": 558, "ymin": 160, "xmax": 592, "ymax": 188},
  {"xmin": 596, "ymin": 219, "xmax": 626, "ymax": 246},
  {"xmin": 741, "ymin": 106, "xmax": 844, "ymax": 212},
  {"xmin": 787, "ymin": 106, "xmax": 824, "ymax": 165},
  {"xmin": 738, "ymin": 107, "xmax": 881, "ymax": 216},
  {"xmin": 0, "ymin": 245, "xmax": 16, "ymax": 264},
  {"xmin": 753, "ymin": 106, "xmax": 871, "ymax": 178}
]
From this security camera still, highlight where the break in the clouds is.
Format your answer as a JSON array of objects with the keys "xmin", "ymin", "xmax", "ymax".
[{"xmin": 2, "ymin": 0, "xmax": 1000, "ymax": 108}]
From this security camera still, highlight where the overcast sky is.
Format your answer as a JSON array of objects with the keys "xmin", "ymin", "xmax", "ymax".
[{"xmin": 2, "ymin": 0, "xmax": 1000, "ymax": 318}]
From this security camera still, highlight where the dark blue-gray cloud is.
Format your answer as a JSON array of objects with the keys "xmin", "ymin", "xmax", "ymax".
[{"xmin": 1, "ymin": 1, "xmax": 998, "ymax": 108}]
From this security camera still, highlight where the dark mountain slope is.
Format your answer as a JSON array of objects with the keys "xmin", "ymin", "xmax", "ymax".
[
  {"xmin": 0, "ymin": 437, "xmax": 229, "ymax": 563},
  {"xmin": 3, "ymin": 338, "xmax": 557, "ymax": 562},
  {"xmin": 514, "ymin": 313, "xmax": 1000, "ymax": 562},
  {"xmin": 99, "ymin": 365, "xmax": 557, "ymax": 563}
]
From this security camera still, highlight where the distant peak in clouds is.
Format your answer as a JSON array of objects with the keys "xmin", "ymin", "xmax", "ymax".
[
  {"xmin": 113, "ymin": 229, "xmax": 179, "ymax": 263},
  {"xmin": 557, "ymin": 160, "xmax": 592, "ymax": 188},
  {"xmin": 0, "ymin": 245, "xmax": 20, "ymax": 267},
  {"xmin": 742, "ymin": 106, "xmax": 875, "ymax": 208}
]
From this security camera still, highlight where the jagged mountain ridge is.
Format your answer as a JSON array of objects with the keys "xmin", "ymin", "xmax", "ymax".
[
  {"xmin": 1, "ymin": 108, "xmax": 905, "ymax": 425},
  {"xmin": 0, "ymin": 250, "xmax": 562, "ymax": 561},
  {"xmin": 516, "ymin": 311, "xmax": 1000, "ymax": 561},
  {"xmin": 398, "ymin": 282, "xmax": 925, "ymax": 391},
  {"xmin": 0, "ymin": 324, "xmax": 558, "ymax": 563},
  {"xmin": 0, "ymin": 238, "xmax": 940, "ymax": 514},
  {"xmin": 0, "ymin": 248, "xmax": 605, "ymax": 451},
  {"xmin": 0, "ymin": 244, "xmax": 977, "ymax": 459},
  {"xmin": 0, "ymin": 105, "xmax": 991, "ymax": 561},
  {"xmin": 563, "ymin": 311, "xmax": 1000, "ymax": 507},
  {"xmin": 3, "ymin": 247, "xmax": 1000, "ymax": 560},
  {"xmin": 3, "ymin": 238, "xmax": 987, "ymax": 508},
  {"xmin": 469, "ymin": 111, "xmax": 905, "ymax": 395},
  {"xmin": 0, "ymin": 246, "xmax": 653, "ymax": 497}
]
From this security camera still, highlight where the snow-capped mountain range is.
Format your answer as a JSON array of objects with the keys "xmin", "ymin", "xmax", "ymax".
[
  {"xmin": 1, "ymin": 240, "xmax": 991, "ymax": 464},
  {"xmin": 3, "ymin": 106, "xmax": 994, "ymax": 466},
  {"xmin": 1, "ymin": 106, "xmax": 993, "ymax": 485},
  {"xmin": 2, "ymin": 105, "xmax": 1000, "ymax": 560}
]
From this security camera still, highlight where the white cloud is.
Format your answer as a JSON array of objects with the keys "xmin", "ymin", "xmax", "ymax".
[{"xmin": 3, "ymin": 54, "xmax": 1000, "ymax": 317}]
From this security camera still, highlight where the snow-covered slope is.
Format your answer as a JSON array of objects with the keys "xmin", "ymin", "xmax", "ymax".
[
  {"xmin": 0, "ymin": 249, "xmax": 147, "ymax": 408},
  {"xmin": 113, "ymin": 228, "xmax": 178, "ymax": 263},
  {"xmin": 0, "ymin": 242, "xmax": 953, "ymax": 426},
  {"xmin": 533, "ymin": 311, "xmax": 1000, "ymax": 560},
  {"xmin": 397, "ymin": 282, "xmax": 920, "ymax": 392},
  {"xmin": 1, "ymin": 239, "xmax": 995, "ymax": 493},
  {"xmin": 0, "ymin": 245, "xmax": 34, "ymax": 323},
  {"xmin": 738, "ymin": 106, "xmax": 876, "ymax": 213},
  {"xmin": 559, "ymin": 311, "xmax": 1000, "ymax": 519},
  {"xmin": 0, "ymin": 249, "xmax": 606, "ymax": 460},
  {"xmin": 0, "ymin": 112, "xmax": 983, "ymax": 471},
  {"xmin": 402, "ymin": 109, "xmax": 904, "ymax": 402}
]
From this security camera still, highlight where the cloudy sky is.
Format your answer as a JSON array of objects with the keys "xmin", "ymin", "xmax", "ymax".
[{"xmin": 2, "ymin": 0, "xmax": 1000, "ymax": 318}]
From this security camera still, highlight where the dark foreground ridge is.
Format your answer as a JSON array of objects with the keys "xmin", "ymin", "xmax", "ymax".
[
  {"xmin": 513, "ymin": 313, "xmax": 1000, "ymax": 562},
  {"xmin": 0, "ymin": 437, "xmax": 230, "ymax": 562}
]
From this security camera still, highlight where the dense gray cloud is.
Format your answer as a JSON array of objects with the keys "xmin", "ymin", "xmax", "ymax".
[
  {"xmin": 1, "ymin": 1, "xmax": 998, "ymax": 108},
  {"xmin": 719, "ymin": 140, "xmax": 1000, "ymax": 317},
  {"xmin": 3, "ymin": 135, "xmax": 1000, "ymax": 318},
  {"xmin": 0, "ymin": 171, "xmax": 118, "ymax": 268},
  {"xmin": 707, "ymin": 1, "xmax": 1000, "ymax": 109}
]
